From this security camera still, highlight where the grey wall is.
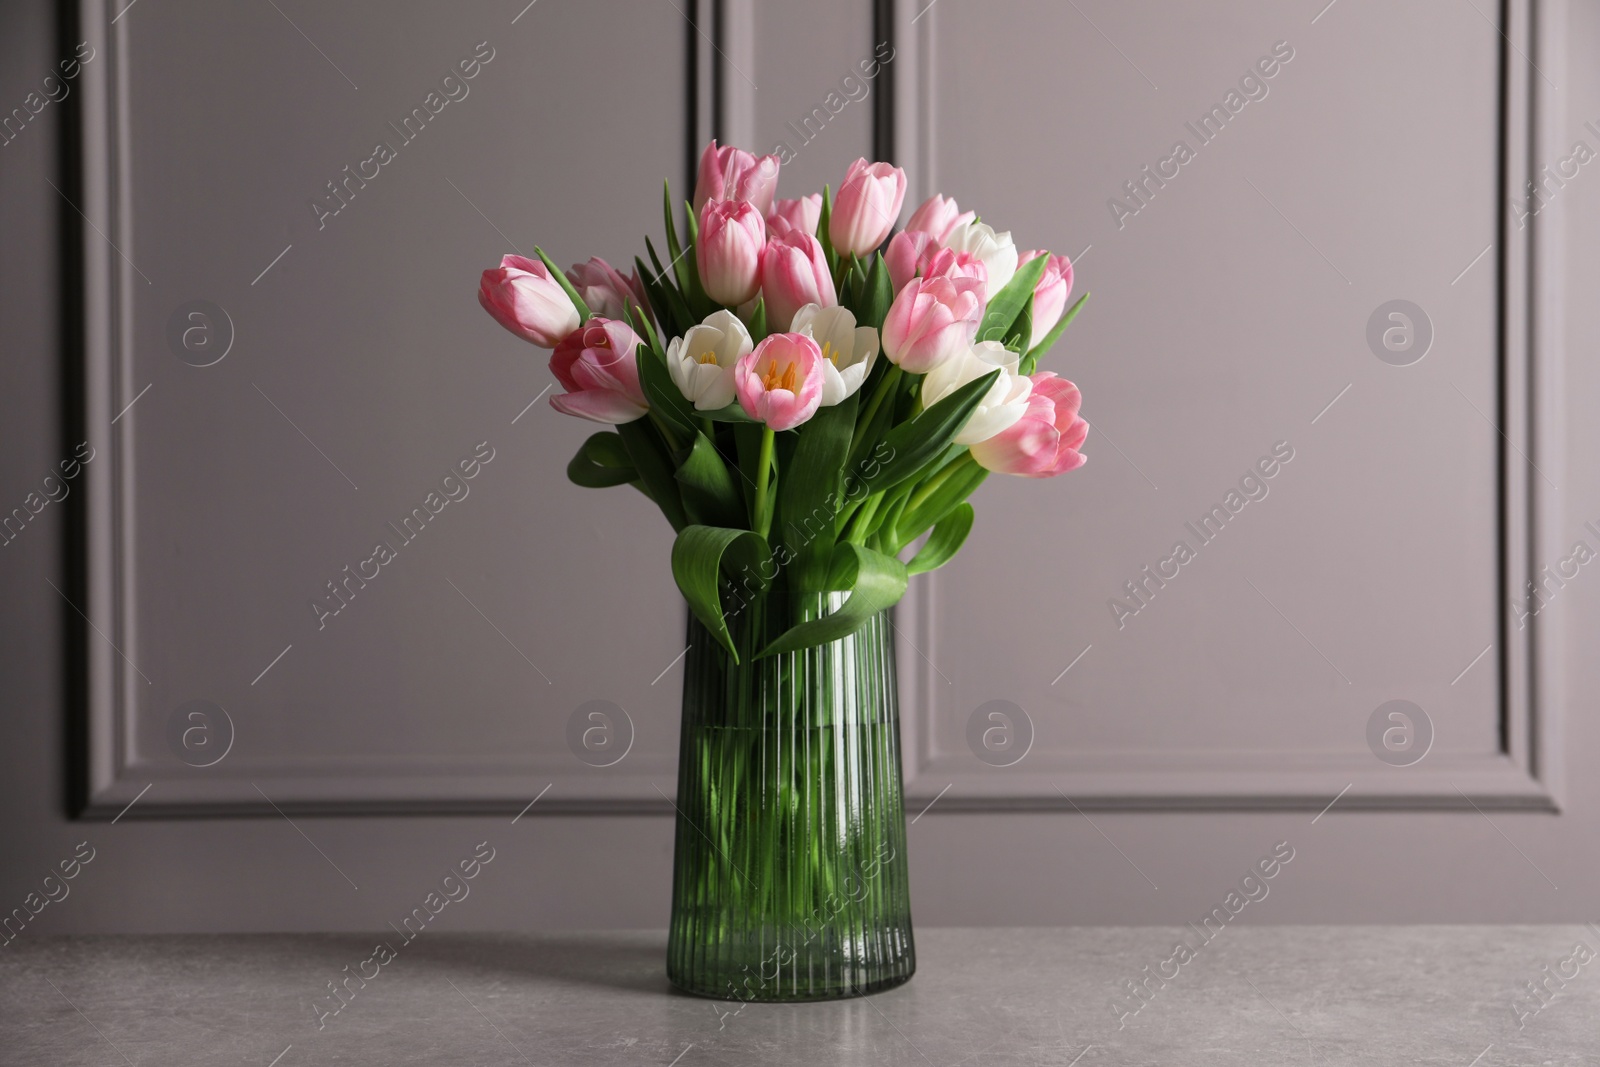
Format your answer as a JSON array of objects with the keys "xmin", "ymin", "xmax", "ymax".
[{"xmin": 3, "ymin": 0, "xmax": 1599, "ymax": 935}]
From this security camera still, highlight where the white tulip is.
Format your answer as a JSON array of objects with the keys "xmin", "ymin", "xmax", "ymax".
[
  {"xmin": 945, "ymin": 219, "xmax": 1018, "ymax": 299},
  {"xmin": 666, "ymin": 309, "xmax": 752, "ymax": 411},
  {"xmin": 922, "ymin": 340, "xmax": 1032, "ymax": 445},
  {"xmin": 791, "ymin": 304, "xmax": 880, "ymax": 407}
]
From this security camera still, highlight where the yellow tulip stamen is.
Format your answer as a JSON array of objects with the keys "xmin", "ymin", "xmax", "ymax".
[
  {"xmin": 695, "ymin": 350, "xmax": 719, "ymax": 365},
  {"xmin": 761, "ymin": 360, "xmax": 802, "ymax": 393},
  {"xmin": 821, "ymin": 340, "xmax": 837, "ymax": 365}
]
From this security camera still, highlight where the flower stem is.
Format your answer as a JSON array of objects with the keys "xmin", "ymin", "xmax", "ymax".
[
  {"xmin": 752, "ymin": 426, "xmax": 776, "ymax": 538},
  {"xmin": 905, "ymin": 451, "xmax": 972, "ymax": 515},
  {"xmin": 650, "ymin": 411, "xmax": 684, "ymax": 454},
  {"xmin": 849, "ymin": 365, "xmax": 902, "ymax": 463},
  {"xmin": 842, "ymin": 491, "xmax": 883, "ymax": 544}
]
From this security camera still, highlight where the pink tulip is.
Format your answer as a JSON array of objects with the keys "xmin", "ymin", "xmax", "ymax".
[
  {"xmin": 970, "ymin": 372, "xmax": 1088, "ymax": 477},
  {"xmin": 885, "ymin": 229, "xmax": 936, "ymax": 294},
  {"xmin": 829, "ymin": 158, "xmax": 908, "ymax": 256},
  {"xmin": 548, "ymin": 318, "xmax": 649, "ymax": 424},
  {"xmin": 767, "ymin": 194, "xmax": 822, "ymax": 237},
  {"xmin": 734, "ymin": 332, "xmax": 825, "ymax": 431},
  {"xmin": 920, "ymin": 247, "xmax": 988, "ymax": 292},
  {"xmin": 760, "ymin": 227, "xmax": 837, "ymax": 331},
  {"xmin": 566, "ymin": 256, "xmax": 651, "ymax": 325},
  {"xmin": 905, "ymin": 194, "xmax": 975, "ymax": 243},
  {"xmin": 1018, "ymin": 250, "xmax": 1074, "ymax": 349},
  {"xmin": 880, "ymin": 275, "xmax": 985, "ymax": 374},
  {"xmin": 887, "ymin": 234, "xmax": 988, "ymax": 297},
  {"xmin": 693, "ymin": 140, "xmax": 781, "ymax": 217},
  {"xmin": 478, "ymin": 254, "xmax": 581, "ymax": 348},
  {"xmin": 697, "ymin": 199, "xmax": 766, "ymax": 307}
]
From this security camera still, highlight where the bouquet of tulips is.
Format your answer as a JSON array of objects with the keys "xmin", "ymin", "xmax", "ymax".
[{"xmin": 478, "ymin": 142, "xmax": 1089, "ymax": 661}]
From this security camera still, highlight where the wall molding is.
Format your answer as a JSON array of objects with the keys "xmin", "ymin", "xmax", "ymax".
[
  {"xmin": 72, "ymin": 0, "xmax": 746, "ymax": 820},
  {"xmin": 78, "ymin": 0, "xmax": 140, "ymax": 819},
  {"xmin": 888, "ymin": 0, "xmax": 1567, "ymax": 812},
  {"xmin": 75, "ymin": 0, "xmax": 1566, "ymax": 817}
]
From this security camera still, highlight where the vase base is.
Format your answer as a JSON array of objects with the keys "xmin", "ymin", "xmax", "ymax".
[{"xmin": 667, "ymin": 963, "xmax": 915, "ymax": 1003}]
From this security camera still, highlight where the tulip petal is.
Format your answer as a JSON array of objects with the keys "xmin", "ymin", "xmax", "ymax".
[{"xmin": 550, "ymin": 389, "xmax": 649, "ymax": 424}]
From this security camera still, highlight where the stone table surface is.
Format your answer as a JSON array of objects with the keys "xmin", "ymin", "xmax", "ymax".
[{"xmin": 2, "ymin": 927, "xmax": 1597, "ymax": 1065}]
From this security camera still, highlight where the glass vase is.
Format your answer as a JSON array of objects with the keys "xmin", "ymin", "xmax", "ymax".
[{"xmin": 666, "ymin": 591, "xmax": 916, "ymax": 1001}]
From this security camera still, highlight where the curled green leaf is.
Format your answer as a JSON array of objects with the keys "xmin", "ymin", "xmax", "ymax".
[
  {"xmin": 905, "ymin": 502, "xmax": 974, "ymax": 575},
  {"xmin": 671, "ymin": 525, "xmax": 771, "ymax": 662},
  {"xmin": 756, "ymin": 543, "xmax": 908, "ymax": 658},
  {"xmin": 567, "ymin": 431, "xmax": 637, "ymax": 488}
]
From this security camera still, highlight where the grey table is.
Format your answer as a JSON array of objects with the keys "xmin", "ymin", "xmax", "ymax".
[{"xmin": 2, "ymin": 927, "xmax": 1595, "ymax": 1065}]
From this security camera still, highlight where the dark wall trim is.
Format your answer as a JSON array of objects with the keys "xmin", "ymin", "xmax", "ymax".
[
  {"xmin": 872, "ymin": 0, "xmax": 896, "ymax": 165},
  {"xmin": 683, "ymin": 1, "xmax": 700, "ymax": 196},
  {"xmin": 58, "ymin": 0, "xmax": 89, "ymax": 819},
  {"xmin": 711, "ymin": 0, "xmax": 725, "ymax": 145},
  {"xmin": 683, "ymin": 0, "xmax": 723, "ymax": 196}
]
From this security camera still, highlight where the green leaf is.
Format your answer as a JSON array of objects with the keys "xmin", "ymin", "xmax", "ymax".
[
  {"xmin": 1023, "ymin": 291, "xmax": 1089, "ymax": 373},
  {"xmin": 702, "ymin": 401, "xmax": 758, "ymax": 423},
  {"xmin": 636, "ymin": 346, "xmax": 698, "ymax": 435},
  {"xmin": 870, "ymin": 480, "xmax": 916, "ymax": 546},
  {"xmin": 642, "ymin": 239, "xmax": 695, "ymax": 337},
  {"xmin": 846, "ymin": 364, "xmax": 902, "ymax": 474},
  {"xmin": 839, "ymin": 489, "xmax": 884, "ymax": 544},
  {"xmin": 976, "ymin": 254, "xmax": 1048, "ymax": 346},
  {"xmin": 682, "ymin": 200, "xmax": 712, "ymax": 314},
  {"xmin": 585, "ymin": 430, "xmax": 634, "ymax": 467},
  {"xmin": 838, "ymin": 254, "xmax": 863, "ymax": 308},
  {"xmin": 773, "ymin": 425, "xmax": 799, "ymax": 474},
  {"xmin": 866, "ymin": 369, "xmax": 1001, "ymax": 493},
  {"xmin": 777, "ymin": 398, "xmax": 857, "ymax": 587},
  {"xmin": 747, "ymin": 297, "xmax": 767, "ymax": 343},
  {"xmin": 633, "ymin": 254, "xmax": 670, "ymax": 330},
  {"xmin": 623, "ymin": 298, "xmax": 665, "ymax": 358},
  {"xmin": 859, "ymin": 252, "xmax": 894, "ymax": 327},
  {"xmin": 644, "ymin": 240, "xmax": 668, "ymax": 282},
  {"xmin": 756, "ymin": 543, "xmax": 908, "ymax": 658},
  {"xmin": 663, "ymin": 182, "xmax": 693, "ymax": 296},
  {"xmin": 818, "ymin": 185, "xmax": 837, "ymax": 272},
  {"xmin": 675, "ymin": 432, "xmax": 745, "ymax": 528},
  {"xmin": 637, "ymin": 245, "xmax": 675, "ymax": 309},
  {"xmin": 1003, "ymin": 294, "xmax": 1033, "ymax": 357},
  {"xmin": 567, "ymin": 431, "xmax": 637, "ymax": 488},
  {"xmin": 895, "ymin": 456, "xmax": 989, "ymax": 546},
  {"xmin": 905, "ymin": 503, "xmax": 974, "ymax": 574},
  {"xmin": 533, "ymin": 246, "xmax": 593, "ymax": 323},
  {"xmin": 671, "ymin": 525, "xmax": 770, "ymax": 662},
  {"xmin": 733, "ymin": 422, "xmax": 769, "ymax": 519},
  {"xmin": 617, "ymin": 419, "xmax": 687, "ymax": 530}
]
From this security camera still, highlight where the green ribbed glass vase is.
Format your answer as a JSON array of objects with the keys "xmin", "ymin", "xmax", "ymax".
[{"xmin": 666, "ymin": 591, "xmax": 916, "ymax": 1001}]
